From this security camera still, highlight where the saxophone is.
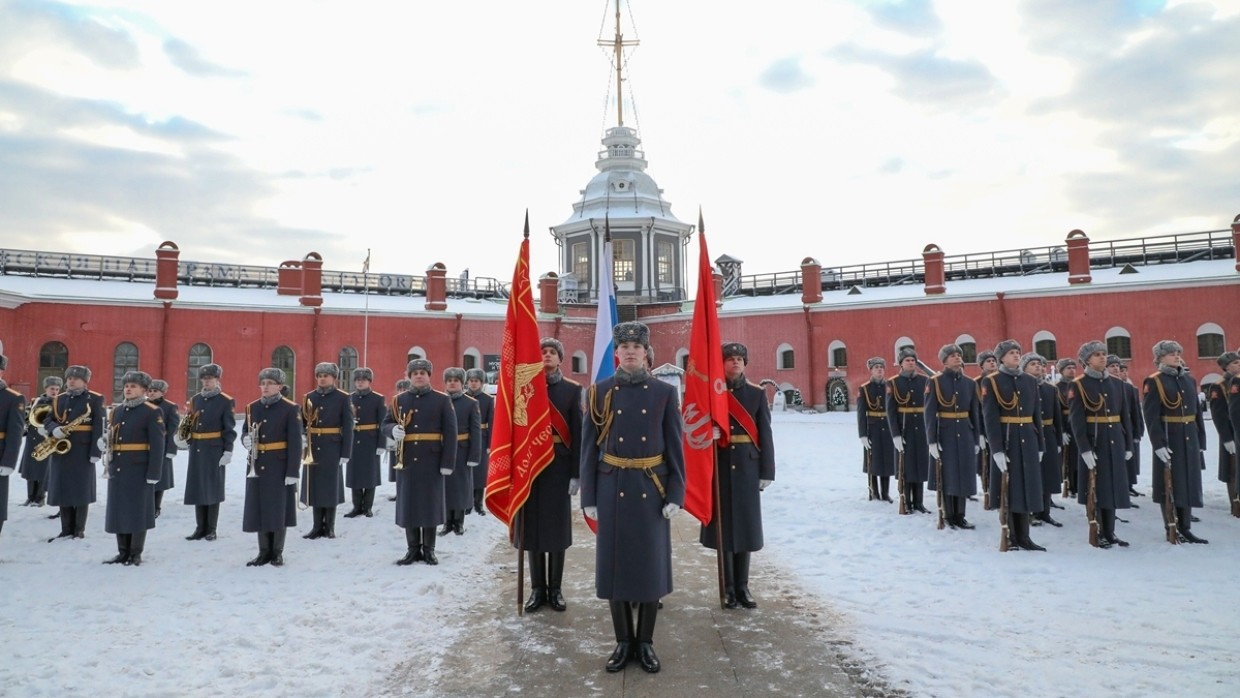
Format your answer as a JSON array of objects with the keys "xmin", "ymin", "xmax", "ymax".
[{"xmin": 32, "ymin": 403, "xmax": 93, "ymax": 461}]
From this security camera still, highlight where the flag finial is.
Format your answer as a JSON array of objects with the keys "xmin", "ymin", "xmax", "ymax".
[
  {"xmin": 698, "ymin": 207, "xmax": 705, "ymax": 235},
  {"xmin": 523, "ymin": 209, "xmax": 530, "ymax": 240},
  {"xmin": 604, "ymin": 212, "xmax": 611, "ymax": 243}
]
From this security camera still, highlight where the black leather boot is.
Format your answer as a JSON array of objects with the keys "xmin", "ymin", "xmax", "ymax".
[
  {"xmin": 345, "ymin": 489, "xmax": 363, "ymax": 518},
  {"xmin": 105, "ymin": 534, "xmax": 130, "ymax": 564},
  {"xmin": 323, "ymin": 507, "xmax": 337, "ymax": 539},
  {"xmin": 438, "ymin": 516, "xmax": 454, "ymax": 536},
  {"xmin": 363, "ymin": 488, "xmax": 376, "ymax": 517},
  {"xmin": 270, "ymin": 528, "xmax": 286, "ymax": 566},
  {"xmin": 48, "ymin": 507, "xmax": 72, "ymax": 541},
  {"xmin": 1039, "ymin": 495, "xmax": 1063, "ymax": 527},
  {"xmin": 635, "ymin": 602, "xmax": 661, "ymax": 673},
  {"xmin": 955, "ymin": 496, "xmax": 976, "ymax": 529},
  {"xmin": 474, "ymin": 489, "xmax": 487, "ymax": 516},
  {"xmin": 1102, "ymin": 509, "xmax": 1127, "ymax": 547},
  {"xmin": 722, "ymin": 552, "xmax": 737, "ymax": 608},
  {"xmin": 1178, "ymin": 507, "xmax": 1208, "ymax": 544},
  {"xmin": 524, "ymin": 552, "xmax": 547, "ymax": 611},
  {"xmin": 304, "ymin": 508, "xmax": 323, "ymax": 539},
  {"xmin": 868, "ymin": 475, "xmax": 879, "ymax": 501},
  {"xmin": 73, "ymin": 505, "xmax": 88, "ymax": 538},
  {"xmin": 187, "ymin": 506, "xmax": 207, "ymax": 540},
  {"xmin": 205, "ymin": 504, "xmax": 219, "ymax": 541},
  {"xmin": 396, "ymin": 528, "xmax": 420, "ymax": 565},
  {"xmin": 422, "ymin": 527, "xmax": 438, "ymax": 565},
  {"xmin": 153, "ymin": 489, "xmax": 164, "ymax": 519},
  {"xmin": 1017, "ymin": 514, "xmax": 1046, "ymax": 551},
  {"xmin": 126, "ymin": 530, "xmax": 146, "ymax": 566},
  {"xmin": 735, "ymin": 553, "xmax": 757, "ymax": 608},
  {"xmin": 880, "ymin": 476, "xmax": 892, "ymax": 502},
  {"xmin": 913, "ymin": 484, "xmax": 930, "ymax": 514},
  {"xmin": 547, "ymin": 551, "xmax": 567, "ymax": 611},
  {"xmin": 605, "ymin": 601, "xmax": 634, "ymax": 672},
  {"xmin": 248, "ymin": 532, "xmax": 272, "ymax": 566}
]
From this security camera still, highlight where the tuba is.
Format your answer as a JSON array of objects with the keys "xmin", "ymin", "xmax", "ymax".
[
  {"xmin": 32, "ymin": 403, "xmax": 92, "ymax": 462},
  {"xmin": 177, "ymin": 409, "xmax": 199, "ymax": 443},
  {"xmin": 27, "ymin": 402, "xmax": 52, "ymax": 430}
]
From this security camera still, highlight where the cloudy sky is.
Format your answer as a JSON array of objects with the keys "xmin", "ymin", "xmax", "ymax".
[{"xmin": 1, "ymin": 0, "xmax": 1237, "ymax": 288}]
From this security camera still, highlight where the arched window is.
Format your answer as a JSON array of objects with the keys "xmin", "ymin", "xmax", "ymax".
[
  {"xmin": 112, "ymin": 341, "xmax": 139, "ymax": 402},
  {"xmin": 828, "ymin": 340, "xmax": 847, "ymax": 368},
  {"xmin": 675, "ymin": 348, "xmax": 690, "ymax": 372},
  {"xmin": 955, "ymin": 334, "xmax": 977, "ymax": 364},
  {"xmin": 1033, "ymin": 330, "xmax": 1057, "ymax": 362},
  {"xmin": 893, "ymin": 336, "xmax": 915, "ymax": 364},
  {"xmin": 571, "ymin": 350, "xmax": 588, "ymax": 375},
  {"xmin": 777, "ymin": 343, "xmax": 795, "ymax": 370},
  {"xmin": 462, "ymin": 347, "xmax": 482, "ymax": 371},
  {"xmin": 338, "ymin": 346, "xmax": 359, "ymax": 377},
  {"xmin": 39, "ymin": 341, "xmax": 69, "ymax": 389},
  {"xmin": 273, "ymin": 346, "xmax": 296, "ymax": 397},
  {"xmin": 187, "ymin": 343, "xmax": 212, "ymax": 402},
  {"xmin": 1196, "ymin": 322, "xmax": 1225, "ymax": 359},
  {"xmin": 1105, "ymin": 327, "xmax": 1131, "ymax": 360}
]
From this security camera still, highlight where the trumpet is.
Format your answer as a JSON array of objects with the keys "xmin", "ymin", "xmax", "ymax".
[
  {"xmin": 247, "ymin": 421, "xmax": 260, "ymax": 478},
  {"xmin": 32, "ymin": 403, "xmax": 92, "ymax": 462},
  {"xmin": 301, "ymin": 404, "xmax": 320, "ymax": 467},
  {"xmin": 393, "ymin": 407, "xmax": 409, "ymax": 471}
]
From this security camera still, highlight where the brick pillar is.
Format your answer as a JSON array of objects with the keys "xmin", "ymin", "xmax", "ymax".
[
  {"xmin": 1066, "ymin": 229, "xmax": 1091, "ymax": 284},
  {"xmin": 1232, "ymin": 214, "xmax": 1240, "ymax": 273},
  {"xmin": 425, "ymin": 263, "xmax": 448, "ymax": 311},
  {"xmin": 801, "ymin": 257, "xmax": 822, "ymax": 304},
  {"xmin": 713, "ymin": 268, "xmax": 725, "ymax": 308},
  {"xmin": 300, "ymin": 252, "xmax": 323, "ymax": 307},
  {"xmin": 539, "ymin": 272, "xmax": 560, "ymax": 314},
  {"xmin": 277, "ymin": 260, "xmax": 302, "ymax": 296},
  {"xmin": 923, "ymin": 244, "xmax": 945, "ymax": 295},
  {"xmin": 154, "ymin": 241, "xmax": 180, "ymax": 300}
]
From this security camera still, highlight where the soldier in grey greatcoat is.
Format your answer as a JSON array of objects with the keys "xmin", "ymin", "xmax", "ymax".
[
  {"xmin": 1069, "ymin": 341, "xmax": 1133, "ymax": 549},
  {"xmin": 981, "ymin": 340, "xmax": 1046, "ymax": 551},
  {"xmin": 887, "ymin": 348, "xmax": 930, "ymax": 514},
  {"xmin": 1206, "ymin": 351, "xmax": 1239, "ymax": 493},
  {"xmin": 241, "ymin": 368, "xmax": 302, "ymax": 567},
  {"xmin": 701, "ymin": 342, "xmax": 774, "ymax": 608},
  {"xmin": 581, "ymin": 321, "xmax": 686, "ymax": 675},
  {"xmin": 857, "ymin": 357, "xmax": 895, "ymax": 503},
  {"xmin": 1109, "ymin": 356, "xmax": 1146, "ymax": 499},
  {"xmin": 1143, "ymin": 340, "xmax": 1208, "ymax": 544},
  {"xmin": 102, "ymin": 371, "xmax": 166, "ymax": 566},
  {"xmin": 178, "ymin": 363, "xmax": 235, "ymax": 541},
  {"xmin": 1022, "ymin": 354, "xmax": 1064, "ymax": 527},
  {"xmin": 387, "ymin": 378, "xmax": 412, "ymax": 501},
  {"xmin": 974, "ymin": 350, "xmax": 997, "ymax": 507},
  {"xmin": 0, "ymin": 354, "xmax": 27, "ymax": 536},
  {"xmin": 20, "ymin": 376, "xmax": 60, "ymax": 507},
  {"xmin": 440, "ymin": 367, "xmax": 481, "ymax": 537},
  {"xmin": 345, "ymin": 367, "xmax": 387, "ymax": 519},
  {"xmin": 1055, "ymin": 358, "xmax": 1080, "ymax": 497},
  {"xmin": 145, "ymin": 379, "xmax": 179, "ymax": 519},
  {"xmin": 300, "ymin": 362, "xmax": 353, "ymax": 540},
  {"xmin": 925, "ymin": 344, "xmax": 981, "ymax": 530},
  {"xmin": 519, "ymin": 339, "xmax": 583, "ymax": 613},
  {"xmin": 465, "ymin": 368, "xmax": 494, "ymax": 516},
  {"xmin": 383, "ymin": 359, "xmax": 456, "ymax": 566},
  {"xmin": 44, "ymin": 365, "xmax": 105, "ymax": 542}
]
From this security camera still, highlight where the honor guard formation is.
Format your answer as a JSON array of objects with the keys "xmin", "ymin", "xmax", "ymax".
[{"xmin": 6, "ymin": 328, "xmax": 1240, "ymax": 676}]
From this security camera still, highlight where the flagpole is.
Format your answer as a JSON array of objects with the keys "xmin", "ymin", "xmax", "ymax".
[
  {"xmin": 516, "ymin": 214, "xmax": 529, "ymax": 617},
  {"xmin": 362, "ymin": 248, "xmax": 371, "ymax": 367},
  {"xmin": 713, "ymin": 448, "xmax": 727, "ymax": 609}
]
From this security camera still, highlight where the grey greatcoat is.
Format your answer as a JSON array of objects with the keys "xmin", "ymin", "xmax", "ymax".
[
  {"xmin": 1206, "ymin": 377, "xmax": 1236, "ymax": 483},
  {"xmin": 382, "ymin": 387, "xmax": 456, "ymax": 529},
  {"xmin": 886, "ymin": 372, "xmax": 930, "ymax": 482},
  {"xmin": 241, "ymin": 397, "xmax": 302, "ymax": 532},
  {"xmin": 1056, "ymin": 380, "xmax": 1079, "ymax": 491},
  {"xmin": 1069, "ymin": 372, "xmax": 1133, "ymax": 510},
  {"xmin": 1037, "ymin": 381, "xmax": 1064, "ymax": 496},
  {"xmin": 46, "ymin": 389, "xmax": 106, "ymax": 508},
  {"xmin": 103, "ymin": 400, "xmax": 165, "ymax": 534},
  {"xmin": 0, "ymin": 385, "xmax": 26, "ymax": 523},
  {"xmin": 182, "ymin": 390, "xmax": 236, "ymax": 506},
  {"xmin": 701, "ymin": 377, "xmax": 774, "ymax": 553},
  {"xmin": 300, "ymin": 387, "xmax": 352, "ymax": 507},
  {"xmin": 981, "ymin": 371, "xmax": 1045, "ymax": 513},
  {"xmin": 444, "ymin": 392, "xmax": 481, "ymax": 510},
  {"xmin": 1143, "ymin": 367, "xmax": 1206, "ymax": 508},
  {"xmin": 1123, "ymin": 381, "xmax": 1145, "ymax": 487},
  {"xmin": 468, "ymin": 389, "xmax": 494, "ymax": 483},
  {"xmin": 581, "ymin": 371, "xmax": 686, "ymax": 603},
  {"xmin": 387, "ymin": 393, "xmax": 402, "ymax": 485},
  {"xmin": 347, "ymin": 389, "xmax": 387, "ymax": 489},
  {"xmin": 857, "ymin": 380, "xmax": 896, "ymax": 477},
  {"xmin": 925, "ymin": 370, "xmax": 981, "ymax": 497},
  {"xmin": 151, "ymin": 397, "xmax": 179, "ymax": 491},
  {"xmin": 19, "ymin": 394, "xmax": 52, "ymax": 487},
  {"xmin": 514, "ymin": 374, "xmax": 582, "ymax": 553}
]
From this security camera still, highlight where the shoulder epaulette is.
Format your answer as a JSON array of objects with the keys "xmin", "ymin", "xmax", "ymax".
[
  {"xmin": 220, "ymin": 392, "xmax": 233, "ymax": 401},
  {"xmin": 1147, "ymin": 372, "xmax": 1160, "ymax": 380},
  {"xmin": 433, "ymin": 389, "xmax": 449, "ymax": 397},
  {"xmin": 747, "ymin": 380, "xmax": 763, "ymax": 390},
  {"xmin": 88, "ymin": 390, "xmax": 104, "ymax": 397},
  {"xmin": 561, "ymin": 377, "xmax": 582, "ymax": 387},
  {"xmin": 5, "ymin": 387, "xmax": 23, "ymax": 398},
  {"xmin": 143, "ymin": 401, "xmax": 161, "ymax": 410},
  {"xmin": 461, "ymin": 393, "xmax": 478, "ymax": 403},
  {"xmin": 336, "ymin": 388, "xmax": 350, "ymax": 396},
  {"xmin": 282, "ymin": 397, "xmax": 298, "ymax": 406},
  {"xmin": 371, "ymin": 391, "xmax": 385, "ymax": 399}
]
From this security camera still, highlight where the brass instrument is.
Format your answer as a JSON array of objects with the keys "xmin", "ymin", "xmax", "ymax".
[
  {"xmin": 27, "ymin": 402, "xmax": 52, "ymax": 430},
  {"xmin": 177, "ymin": 408, "xmax": 200, "ymax": 444},
  {"xmin": 301, "ymin": 403, "xmax": 320, "ymax": 467},
  {"xmin": 32, "ymin": 403, "xmax": 92, "ymax": 462},
  {"xmin": 247, "ymin": 421, "xmax": 260, "ymax": 478},
  {"xmin": 100, "ymin": 406, "xmax": 117, "ymax": 474},
  {"xmin": 393, "ymin": 407, "xmax": 409, "ymax": 471}
]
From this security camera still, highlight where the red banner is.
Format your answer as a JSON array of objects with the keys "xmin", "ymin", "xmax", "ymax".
[
  {"xmin": 681, "ymin": 217, "xmax": 729, "ymax": 525},
  {"xmin": 484, "ymin": 229, "xmax": 555, "ymax": 532}
]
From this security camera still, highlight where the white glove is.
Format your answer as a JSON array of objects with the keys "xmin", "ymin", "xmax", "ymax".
[
  {"xmin": 1224, "ymin": 441, "xmax": 1235, "ymax": 455},
  {"xmin": 568, "ymin": 478, "xmax": 580, "ymax": 496},
  {"xmin": 90, "ymin": 456, "xmax": 100, "ymax": 465},
  {"xmin": 99, "ymin": 464, "xmax": 108, "ymax": 478},
  {"xmin": 978, "ymin": 436, "xmax": 986, "ymax": 452},
  {"xmin": 759, "ymin": 479, "xmax": 772, "ymax": 491},
  {"xmin": 1062, "ymin": 432, "xmax": 1071, "ymax": 447},
  {"xmin": 165, "ymin": 454, "xmax": 174, "ymax": 461},
  {"xmin": 440, "ymin": 467, "xmax": 453, "ymax": 475},
  {"xmin": 928, "ymin": 443, "xmax": 940, "ymax": 459},
  {"xmin": 391, "ymin": 424, "xmax": 406, "ymax": 440},
  {"xmin": 96, "ymin": 436, "xmax": 108, "ymax": 451},
  {"xmin": 712, "ymin": 426, "xmax": 722, "ymax": 440},
  {"xmin": 1155, "ymin": 447, "xmax": 1172, "ymax": 462},
  {"xmin": 219, "ymin": 452, "xmax": 232, "ymax": 467},
  {"xmin": 340, "ymin": 457, "xmax": 349, "ymax": 467},
  {"xmin": 662, "ymin": 502, "xmax": 680, "ymax": 519},
  {"xmin": 53, "ymin": 426, "xmax": 68, "ymax": 439},
  {"xmin": 1081, "ymin": 451, "xmax": 1097, "ymax": 470},
  {"xmin": 583, "ymin": 506, "xmax": 598, "ymax": 519},
  {"xmin": 0, "ymin": 466, "xmax": 14, "ymax": 477},
  {"xmin": 892, "ymin": 436, "xmax": 904, "ymax": 452},
  {"xmin": 174, "ymin": 435, "xmax": 190, "ymax": 450},
  {"xmin": 467, "ymin": 461, "xmax": 479, "ymax": 467},
  {"xmin": 285, "ymin": 477, "xmax": 298, "ymax": 486},
  {"xmin": 1124, "ymin": 451, "xmax": 1133, "ymax": 461},
  {"xmin": 241, "ymin": 433, "xmax": 253, "ymax": 450},
  {"xmin": 859, "ymin": 436, "xmax": 871, "ymax": 450},
  {"xmin": 1038, "ymin": 452, "xmax": 1044, "ymax": 462},
  {"xmin": 992, "ymin": 452, "xmax": 1009, "ymax": 473},
  {"xmin": 146, "ymin": 479, "xmax": 159, "ymax": 484},
  {"xmin": 376, "ymin": 447, "xmax": 387, "ymax": 457},
  {"xmin": 37, "ymin": 423, "xmax": 49, "ymax": 437}
]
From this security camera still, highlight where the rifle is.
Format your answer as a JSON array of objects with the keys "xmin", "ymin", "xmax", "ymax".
[
  {"xmin": 1231, "ymin": 453, "xmax": 1240, "ymax": 518},
  {"xmin": 1061, "ymin": 446, "xmax": 1071, "ymax": 498},
  {"xmin": 865, "ymin": 448, "xmax": 875, "ymax": 501},
  {"xmin": 1162, "ymin": 460, "xmax": 1179, "ymax": 544},
  {"xmin": 897, "ymin": 450, "xmax": 907, "ymax": 515},
  {"xmin": 935, "ymin": 457, "xmax": 945, "ymax": 530},
  {"xmin": 998, "ymin": 470, "xmax": 1010, "ymax": 551},
  {"xmin": 1086, "ymin": 469, "xmax": 1100, "ymax": 548},
  {"xmin": 980, "ymin": 444, "xmax": 991, "ymax": 510}
]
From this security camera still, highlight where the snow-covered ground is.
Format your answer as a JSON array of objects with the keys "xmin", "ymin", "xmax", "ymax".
[{"xmin": 1, "ymin": 410, "xmax": 1236, "ymax": 697}]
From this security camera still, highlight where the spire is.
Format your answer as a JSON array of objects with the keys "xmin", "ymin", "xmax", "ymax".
[{"xmin": 599, "ymin": 0, "xmax": 639, "ymax": 127}]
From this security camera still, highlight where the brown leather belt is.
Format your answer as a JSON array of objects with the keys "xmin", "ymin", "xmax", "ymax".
[
  {"xmin": 456, "ymin": 433, "xmax": 469, "ymax": 442},
  {"xmin": 730, "ymin": 435, "xmax": 754, "ymax": 444}
]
